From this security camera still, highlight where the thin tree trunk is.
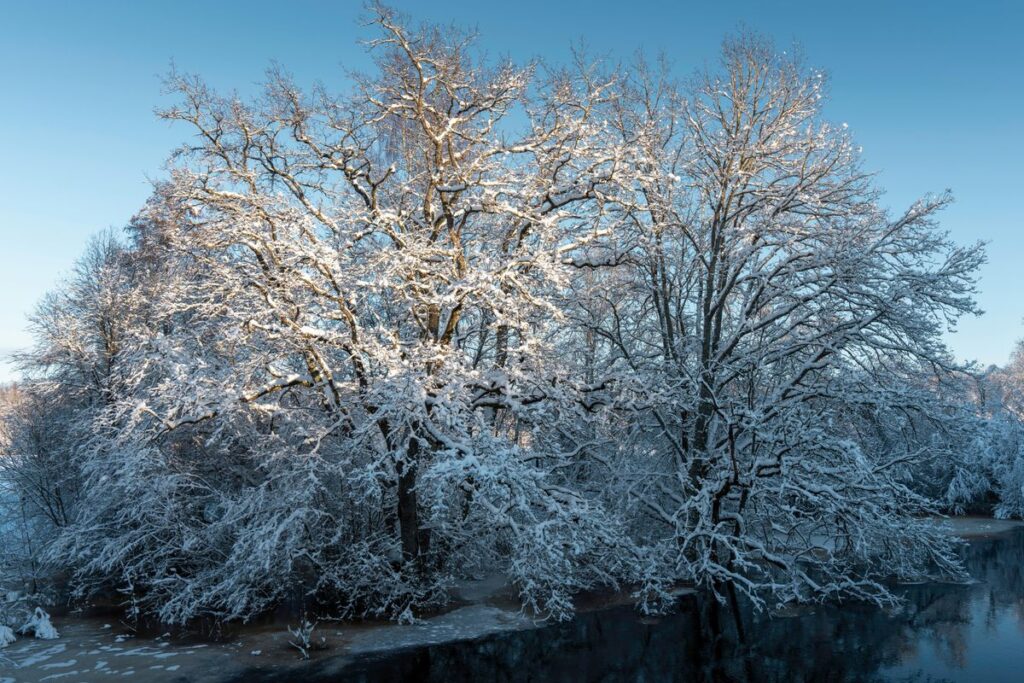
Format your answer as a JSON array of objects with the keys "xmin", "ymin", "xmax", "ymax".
[{"xmin": 397, "ymin": 433, "xmax": 421, "ymax": 562}]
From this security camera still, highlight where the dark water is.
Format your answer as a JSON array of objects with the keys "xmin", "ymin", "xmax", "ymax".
[{"xmin": 301, "ymin": 529, "xmax": 1024, "ymax": 682}]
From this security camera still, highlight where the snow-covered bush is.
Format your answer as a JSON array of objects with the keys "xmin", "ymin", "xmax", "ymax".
[
  {"xmin": 287, "ymin": 616, "xmax": 322, "ymax": 659},
  {"xmin": 0, "ymin": 625, "xmax": 15, "ymax": 648},
  {"xmin": 20, "ymin": 607, "xmax": 58, "ymax": 640}
]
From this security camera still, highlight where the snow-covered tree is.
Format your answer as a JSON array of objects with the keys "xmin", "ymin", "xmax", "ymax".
[
  {"xmin": 958, "ymin": 341, "xmax": 1024, "ymax": 519},
  {"xmin": 49, "ymin": 6, "xmax": 635, "ymax": 622},
  {"xmin": 1, "ymin": 232, "xmax": 143, "ymax": 592},
  {"xmin": 0, "ymin": 8, "xmax": 998, "ymax": 626},
  {"xmin": 572, "ymin": 34, "xmax": 985, "ymax": 606}
]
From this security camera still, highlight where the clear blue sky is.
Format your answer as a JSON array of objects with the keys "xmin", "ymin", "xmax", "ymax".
[{"xmin": 1, "ymin": 0, "xmax": 1022, "ymax": 381}]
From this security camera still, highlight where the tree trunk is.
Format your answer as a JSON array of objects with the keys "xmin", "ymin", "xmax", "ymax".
[{"xmin": 397, "ymin": 433, "xmax": 421, "ymax": 562}]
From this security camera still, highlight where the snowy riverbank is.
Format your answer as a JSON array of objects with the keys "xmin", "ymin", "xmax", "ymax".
[
  {"xmin": 0, "ymin": 573, "xmax": 676, "ymax": 682},
  {"xmin": 1, "ymin": 518, "xmax": 1019, "ymax": 682}
]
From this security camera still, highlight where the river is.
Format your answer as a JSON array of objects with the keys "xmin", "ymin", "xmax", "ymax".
[
  {"xmin": 326, "ymin": 525, "xmax": 1024, "ymax": 682},
  {"xmin": 4, "ymin": 522, "xmax": 1024, "ymax": 682}
]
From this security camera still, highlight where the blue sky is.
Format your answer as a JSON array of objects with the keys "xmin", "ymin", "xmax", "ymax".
[{"xmin": 1, "ymin": 0, "xmax": 1021, "ymax": 381}]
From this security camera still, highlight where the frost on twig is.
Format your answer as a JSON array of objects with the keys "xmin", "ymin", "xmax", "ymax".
[{"xmin": 287, "ymin": 616, "xmax": 325, "ymax": 660}]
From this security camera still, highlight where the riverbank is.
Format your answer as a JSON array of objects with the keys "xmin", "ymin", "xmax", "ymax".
[
  {"xmin": 1, "ymin": 517, "xmax": 1019, "ymax": 682},
  {"xmin": 0, "ymin": 575, "xmax": 695, "ymax": 682}
]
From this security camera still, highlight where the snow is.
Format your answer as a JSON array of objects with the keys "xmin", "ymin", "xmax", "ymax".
[
  {"xmin": 20, "ymin": 609, "xmax": 59, "ymax": 640},
  {"xmin": 346, "ymin": 605, "xmax": 534, "ymax": 656},
  {"xmin": 0, "ymin": 597, "xmax": 544, "ymax": 680},
  {"xmin": 0, "ymin": 623, "xmax": 223, "ymax": 683}
]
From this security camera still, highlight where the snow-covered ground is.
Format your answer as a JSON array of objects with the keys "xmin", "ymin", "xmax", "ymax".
[
  {"xmin": 0, "ymin": 573, "xmax": 695, "ymax": 682},
  {"xmin": 0, "ymin": 624, "xmax": 215, "ymax": 682},
  {"xmin": 0, "ymin": 577, "xmax": 541, "ymax": 682}
]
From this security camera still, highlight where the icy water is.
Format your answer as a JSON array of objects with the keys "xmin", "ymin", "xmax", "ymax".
[{"xmin": 330, "ymin": 528, "xmax": 1024, "ymax": 682}]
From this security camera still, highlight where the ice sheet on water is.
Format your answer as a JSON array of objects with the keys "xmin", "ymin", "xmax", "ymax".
[
  {"xmin": 19, "ymin": 643, "xmax": 67, "ymax": 667},
  {"xmin": 346, "ymin": 604, "xmax": 536, "ymax": 656}
]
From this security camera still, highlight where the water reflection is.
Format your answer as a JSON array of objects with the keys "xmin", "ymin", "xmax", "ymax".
[{"xmin": 337, "ymin": 529, "xmax": 1024, "ymax": 682}]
